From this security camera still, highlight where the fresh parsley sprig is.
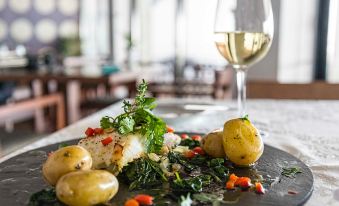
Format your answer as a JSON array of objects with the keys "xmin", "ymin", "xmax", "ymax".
[
  {"xmin": 281, "ymin": 167, "xmax": 302, "ymax": 178},
  {"xmin": 100, "ymin": 80, "xmax": 166, "ymax": 153}
]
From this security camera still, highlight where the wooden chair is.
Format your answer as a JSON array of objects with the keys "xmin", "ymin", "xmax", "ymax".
[
  {"xmin": 149, "ymin": 68, "xmax": 233, "ymax": 99},
  {"xmin": 247, "ymin": 81, "xmax": 339, "ymax": 99},
  {"xmin": 0, "ymin": 93, "xmax": 66, "ymax": 132}
]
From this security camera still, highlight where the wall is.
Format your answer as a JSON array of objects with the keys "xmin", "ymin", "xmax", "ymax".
[{"xmin": 0, "ymin": 0, "xmax": 79, "ymax": 54}]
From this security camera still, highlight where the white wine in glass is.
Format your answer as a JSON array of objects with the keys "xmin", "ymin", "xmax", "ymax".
[{"xmin": 214, "ymin": 0, "xmax": 274, "ymax": 117}]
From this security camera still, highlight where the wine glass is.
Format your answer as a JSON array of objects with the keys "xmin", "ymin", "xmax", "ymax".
[{"xmin": 214, "ymin": 0, "xmax": 274, "ymax": 117}]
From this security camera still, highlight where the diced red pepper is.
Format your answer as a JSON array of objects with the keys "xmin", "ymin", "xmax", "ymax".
[
  {"xmin": 235, "ymin": 177, "xmax": 252, "ymax": 189},
  {"xmin": 226, "ymin": 180, "xmax": 235, "ymax": 190},
  {"xmin": 191, "ymin": 135, "xmax": 202, "ymax": 141},
  {"xmin": 193, "ymin": 147, "xmax": 205, "ymax": 155},
  {"xmin": 166, "ymin": 126, "xmax": 175, "ymax": 133},
  {"xmin": 134, "ymin": 194, "xmax": 154, "ymax": 205},
  {"xmin": 255, "ymin": 182, "xmax": 265, "ymax": 194},
  {"xmin": 101, "ymin": 136, "xmax": 113, "ymax": 146},
  {"xmin": 124, "ymin": 199, "xmax": 139, "ymax": 206},
  {"xmin": 85, "ymin": 127, "xmax": 95, "ymax": 137},
  {"xmin": 229, "ymin": 173, "xmax": 239, "ymax": 182},
  {"xmin": 94, "ymin": 128, "xmax": 104, "ymax": 135},
  {"xmin": 184, "ymin": 150, "xmax": 197, "ymax": 159},
  {"xmin": 181, "ymin": 134, "xmax": 189, "ymax": 139}
]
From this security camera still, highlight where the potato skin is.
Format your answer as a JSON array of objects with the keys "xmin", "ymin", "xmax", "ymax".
[
  {"xmin": 201, "ymin": 129, "xmax": 226, "ymax": 158},
  {"xmin": 223, "ymin": 118, "xmax": 264, "ymax": 166},
  {"xmin": 56, "ymin": 170, "xmax": 119, "ymax": 206},
  {"xmin": 42, "ymin": 145, "xmax": 92, "ymax": 186}
]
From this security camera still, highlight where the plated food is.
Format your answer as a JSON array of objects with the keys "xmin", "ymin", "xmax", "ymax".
[{"xmin": 30, "ymin": 80, "xmax": 304, "ymax": 206}]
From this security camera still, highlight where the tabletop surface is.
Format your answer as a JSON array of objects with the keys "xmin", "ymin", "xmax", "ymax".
[{"xmin": 1, "ymin": 99, "xmax": 338, "ymax": 206}]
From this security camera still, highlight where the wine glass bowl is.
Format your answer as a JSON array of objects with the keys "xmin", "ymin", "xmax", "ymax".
[{"xmin": 214, "ymin": 0, "xmax": 274, "ymax": 116}]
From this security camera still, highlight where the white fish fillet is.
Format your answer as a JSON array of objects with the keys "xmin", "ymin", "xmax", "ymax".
[{"xmin": 78, "ymin": 131, "xmax": 145, "ymax": 173}]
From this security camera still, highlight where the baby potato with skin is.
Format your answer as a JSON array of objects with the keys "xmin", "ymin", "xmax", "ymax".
[
  {"xmin": 56, "ymin": 170, "xmax": 119, "ymax": 206},
  {"xmin": 201, "ymin": 129, "xmax": 226, "ymax": 158},
  {"xmin": 42, "ymin": 145, "xmax": 92, "ymax": 186},
  {"xmin": 223, "ymin": 117, "xmax": 264, "ymax": 166}
]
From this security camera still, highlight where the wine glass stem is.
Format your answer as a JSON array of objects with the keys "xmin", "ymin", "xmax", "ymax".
[{"xmin": 236, "ymin": 69, "xmax": 247, "ymax": 117}]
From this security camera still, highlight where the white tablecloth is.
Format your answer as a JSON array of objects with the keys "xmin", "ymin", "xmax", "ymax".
[{"xmin": 2, "ymin": 99, "xmax": 339, "ymax": 205}]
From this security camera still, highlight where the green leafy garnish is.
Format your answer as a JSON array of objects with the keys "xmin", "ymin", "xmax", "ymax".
[
  {"xmin": 58, "ymin": 143, "xmax": 69, "ymax": 149},
  {"xmin": 193, "ymin": 192, "xmax": 239, "ymax": 205},
  {"xmin": 241, "ymin": 114, "xmax": 250, "ymax": 121},
  {"xmin": 281, "ymin": 167, "xmax": 302, "ymax": 178},
  {"xmin": 179, "ymin": 193, "xmax": 193, "ymax": 206},
  {"xmin": 100, "ymin": 80, "xmax": 166, "ymax": 153},
  {"xmin": 168, "ymin": 152, "xmax": 197, "ymax": 172},
  {"xmin": 28, "ymin": 188, "xmax": 63, "ymax": 206},
  {"xmin": 207, "ymin": 158, "xmax": 229, "ymax": 179},
  {"xmin": 180, "ymin": 138, "xmax": 200, "ymax": 149},
  {"xmin": 119, "ymin": 157, "xmax": 167, "ymax": 190},
  {"xmin": 172, "ymin": 172, "xmax": 211, "ymax": 193}
]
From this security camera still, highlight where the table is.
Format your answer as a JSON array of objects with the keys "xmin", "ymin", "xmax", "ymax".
[
  {"xmin": 1, "ymin": 99, "xmax": 338, "ymax": 206},
  {"xmin": 0, "ymin": 69, "xmax": 137, "ymax": 124}
]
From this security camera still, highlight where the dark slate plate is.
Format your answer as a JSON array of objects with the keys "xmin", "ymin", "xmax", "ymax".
[{"xmin": 0, "ymin": 134, "xmax": 313, "ymax": 206}]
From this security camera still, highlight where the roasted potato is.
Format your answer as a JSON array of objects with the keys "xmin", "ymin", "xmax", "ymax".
[
  {"xmin": 201, "ymin": 129, "xmax": 226, "ymax": 158},
  {"xmin": 42, "ymin": 145, "xmax": 92, "ymax": 186},
  {"xmin": 56, "ymin": 170, "xmax": 119, "ymax": 206},
  {"xmin": 223, "ymin": 118, "xmax": 264, "ymax": 166}
]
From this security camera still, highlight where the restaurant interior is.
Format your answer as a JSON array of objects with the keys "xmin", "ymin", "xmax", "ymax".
[{"xmin": 0, "ymin": 0, "xmax": 339, "ymax": 205}]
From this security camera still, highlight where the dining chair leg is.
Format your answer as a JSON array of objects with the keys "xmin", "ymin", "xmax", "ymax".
[
  {"xmin": 67, "ymin": 81, "xmax": 81, "ymax": 124},
  {"xmin": 56, "ymin": 94, "xmax": 66, "ymax": 130},
  {"xmin": 32, "ymin": 80, "xmax": 45, "ymax": 133}
]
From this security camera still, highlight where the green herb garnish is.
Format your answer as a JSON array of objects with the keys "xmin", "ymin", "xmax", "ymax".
[
  {"xmin": 119, "ymin": 157, "xmax": 167, "ymax": 190},
  {"xmin": 172, "ymin": 172, "xmax": 211, "ymax": 193},
  {"xmin": 28, "ymin": 188, "xmax": 63, "ymax": 206},
  {"xmin": 179, "ymin": 193, "xmax": 193, "ymax": 206},
  {"xmin": 58, "ymin": 143, "xmax": 69, "ymax": 149},
  {"xmin": 193, "ymin": 192, "xmax": 239, "ymax": 205},
  {"xmin": 241, "ymin": 114, "xmax": 250, "ymax": 121},
  {"xmin": 180, "ymin": 138, "xmax": 200, "ymax": 149},
  {"xmin": 281, "ymin": 167, "xmax": 302, "ymax": 178},
  {"xmin": 100, "ymin": 80, "xmax": 166, "ymax": 153}
]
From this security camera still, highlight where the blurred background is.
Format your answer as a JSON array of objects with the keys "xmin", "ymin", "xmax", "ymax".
[{"xmin": 1, "ymin": 0, "xmax": 339, "ymax": 155}]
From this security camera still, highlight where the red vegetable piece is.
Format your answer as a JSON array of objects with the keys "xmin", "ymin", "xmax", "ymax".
[
  {"xmin": 226, "ymin": 181, "xmax": 235, "ymax": 190},
  {"xmin": 181, "ymin": 134, "xmax": 189, "ymax": 139},
  {"xmin": 101, "ymin": 136, "xmax": 113, "ymax": 146},
  {"xmin": 85, "ymin": 127, "xmax": 95, "ymax": 137},
  {"xmin": 191, "ymin": 135, "xmax": 202, "ymax": 141},
  {"xmin": 166, "ymin": 126, "xmax": 175, "ymax": 133},
  {"xmin": 255, "ymin": 182, "xmax": 265, "ymax": 194},
  {"xmin": 94, "ymin": 128, "xmax": 104, "ymax": 135},
  {"xmin": 134, "ymin": 194, "xmax": 154, "ymax": 205},
  {"xmin": 125, "ymin": 199, "xmax": 139, "ymax": 206},
  {"xmin": 235, "ymin": 177, "xmax": 252, "ymax": 189},
  {"xmin": 229, "ymin": 173, "xmax": 239, "ymax": 182},
  {"xmin": 193, "ymin": 147, "xmax": 205, "ymax": 155},
  {"xmin": 184, "ymin": 150, "xmax": 197, "ymax": 159}
]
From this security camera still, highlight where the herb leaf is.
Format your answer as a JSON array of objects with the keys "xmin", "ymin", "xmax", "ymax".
[
  {"xmin": 100, "ymin": 116, "xmax": 114, "ymax": 129},
  {"xmin": 58, "ymin": 143, "xmax": 69, "ymax": 149},
  {"xmin": 281, "ymin": 167, "xmax": 302, "ymax": 178},
  {"xmin": 119, "ymin": 157, "xmax": 167, "ymax": 190},
  {"xmin": 172, "ymin": 172, "xmax": 211, "ymax": 193},
  {"xmin": 241, "ymin": 114, "xmax": 250, "ymax": 121},
  {"xmin": 117, "ymin": 116, "xmax": 135, "ymax": 134},
  {"xmin": 100, "ymin": 80, "xmax": 166, "ymax": 153},
  {"xmin": 179, "ymin": 193, "xmax": 193, "ymax": 206},
  {"xmin": 28, "ymin": 188, "xmax": 63, "ymax": 206}
]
